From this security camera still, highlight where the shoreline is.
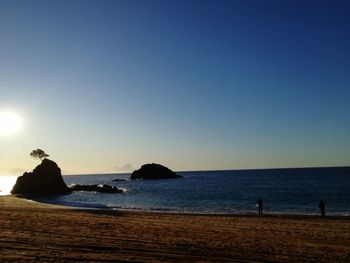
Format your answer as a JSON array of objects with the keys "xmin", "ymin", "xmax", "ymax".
[
  {"xmin": 22, "ymin": 195, "xmax": 350, "ymax": 218},
  {"xmin": 1, "ymin": 195, "xmax": 350, "ymax": 262}
]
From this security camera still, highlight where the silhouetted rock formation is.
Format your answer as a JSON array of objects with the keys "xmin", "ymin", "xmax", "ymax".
[
  {"xmin": 130, "ymin": 163, "xmax": 182, "ymax": 180},
  {"xmin": 70, "ymin": 184, "xmax": 123, "ymax": 193},
  {"xmin": 11, "ymin": 159, "xmax": 70, "ymax": 197},
  {"xmin": 112, "ymin": 178, "xmax": 127, "ymax": 182}
]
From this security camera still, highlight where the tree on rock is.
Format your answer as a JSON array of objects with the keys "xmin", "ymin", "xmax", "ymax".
[{"xmin": 30, "ymin": 149, "xmax": 49, "ymax": 161}]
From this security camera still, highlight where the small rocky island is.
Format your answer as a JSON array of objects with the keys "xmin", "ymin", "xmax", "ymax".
[
  {"xmin": 130, "ymin": 163, "xmax": 182, "ymax": 180},
  {"xmin": 11, "ymin": 158, "xmax": 123, "ymax": 197}
]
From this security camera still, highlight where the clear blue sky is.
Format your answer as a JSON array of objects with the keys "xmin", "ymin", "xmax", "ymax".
[{"xmin": 1, "ymin": 0, "xmax": 349, "ymax": 175}]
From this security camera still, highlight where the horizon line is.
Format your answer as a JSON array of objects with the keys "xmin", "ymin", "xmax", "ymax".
[{"xmin": 63, "ymin": 165, "xmax": 350, "ymax": 176}]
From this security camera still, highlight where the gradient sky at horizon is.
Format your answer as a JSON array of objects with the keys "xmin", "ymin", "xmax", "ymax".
[{"xmin": 1, "ymin": 0, "xmax": 350, "ymax": 175}]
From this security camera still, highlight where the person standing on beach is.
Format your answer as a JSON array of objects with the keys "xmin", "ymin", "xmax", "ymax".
[
  {"xmin": 319, "ymin": 200, "xmax": 326, "ymax": 217},
  {"xmin": 257, "ymin": 198, "xmax": 263, "ymax": 215}
]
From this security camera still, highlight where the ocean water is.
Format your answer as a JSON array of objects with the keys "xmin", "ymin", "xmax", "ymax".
[{"xmin": 33, "ymin": 167, "xmax": 350, "ymax": 215}]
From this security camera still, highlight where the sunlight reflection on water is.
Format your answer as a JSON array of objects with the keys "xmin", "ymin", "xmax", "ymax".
[{"xmin": 0, "ymin": 176, "xmax": 18, "ymax": 195}]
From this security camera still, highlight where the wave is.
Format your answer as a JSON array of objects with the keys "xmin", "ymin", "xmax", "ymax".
[{"xmin": 34, "ymin": 197, "xmax": 110, "ymax": 209}]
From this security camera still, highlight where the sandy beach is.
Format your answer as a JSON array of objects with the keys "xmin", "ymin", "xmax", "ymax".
[{"xmin": 0, "ymin": 196, "xmax": 349, "ymax": 262}]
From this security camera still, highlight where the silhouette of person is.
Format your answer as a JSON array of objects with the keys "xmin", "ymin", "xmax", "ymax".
[
  {"xmin": 257, "ymin": 198, "xmax": 263, "ymax": 215},
  {"xmin": 319, "ymin": 200, "xmax": 326, "ymax": 217}
]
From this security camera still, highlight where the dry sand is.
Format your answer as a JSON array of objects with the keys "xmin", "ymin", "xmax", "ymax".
[{"xmin": 1, "ymin": 196, "xmax": 349, "ymax": 262}]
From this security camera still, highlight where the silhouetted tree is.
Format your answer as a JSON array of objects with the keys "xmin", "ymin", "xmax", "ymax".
[{"xmin": 30, "ymin": 149, "xmax": 49, "ymax": 161}]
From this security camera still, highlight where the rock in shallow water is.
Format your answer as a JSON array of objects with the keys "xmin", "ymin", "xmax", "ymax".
[
  {"xmin": 11, "ymin": 159, "xmax": 70, "ymax": 197},
  {"xmin": 11, "ymin": 159, "xmax": 124, "ymax": 196},
  {"xmin": 70, "ymin": 184, "xmax": 123, "ymax": 193},
  {"xmin": 130, "ymin": 163, "xmax": 182, "ymax": 180}
]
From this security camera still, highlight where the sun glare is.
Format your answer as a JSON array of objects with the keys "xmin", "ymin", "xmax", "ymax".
[
  {"xmin": 0, "ymin": 176, "xmax": 17, "ymax": 195},
  {"xmin": 0, "ymin": 111, "xmax": 23, "ymax": 136}
]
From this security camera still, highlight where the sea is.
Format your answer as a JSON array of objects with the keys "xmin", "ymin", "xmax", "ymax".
[{"xmin": 25, "ymin": 167, "xmax": 350, "ymax": 216}]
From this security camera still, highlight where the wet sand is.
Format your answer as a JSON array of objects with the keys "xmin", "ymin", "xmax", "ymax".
[{"xmin": 1, "ymin": 196, "xmax": 349, "ymax": 262}]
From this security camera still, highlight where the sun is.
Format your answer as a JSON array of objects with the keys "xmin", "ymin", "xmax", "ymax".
[{"xmin": 0, "ymin": 111, "xmax": 23, "ymax": 136}]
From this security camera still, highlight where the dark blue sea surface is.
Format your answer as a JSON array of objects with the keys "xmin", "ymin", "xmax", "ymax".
[{"xmin": 38, "ymin": 167, "xmax": 350, "ymax": 215}]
